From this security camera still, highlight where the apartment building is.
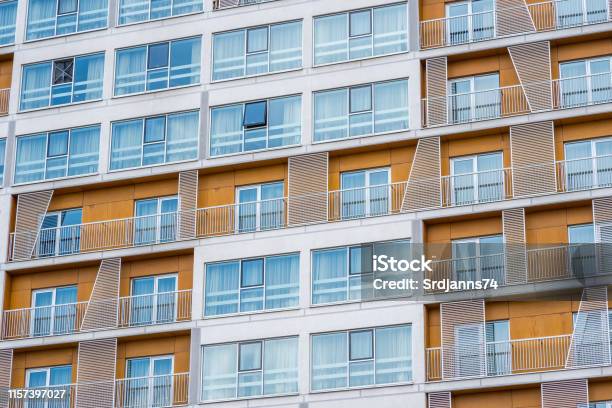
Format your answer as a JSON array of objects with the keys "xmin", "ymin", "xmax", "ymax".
[{"xmin": 0, "ymin": 0, "xmax": 610, "ymax": 407}]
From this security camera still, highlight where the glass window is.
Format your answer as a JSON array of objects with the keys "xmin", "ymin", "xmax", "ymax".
[
  {"xmin": 569, "ymin": 224, "xmax": 595, "ymax": 243},
  {"xmin": 210, "ymin": 95, "xmax": 301, "ymax": 156},
  {"xmin": 312, "ymin": 240, "xmax": 410, "ymax": 304},
  {"xmin": 204, "ymin": 253, "xmax": 299, "ymax": 316},
  {"xmin": 110, "ymin": 110, "xmax": 199, "ymax": 171},
  {"xmin": 485, "ymin": 320, "xmax": 510, "ymax": 375},
  {"xmin": 340, "ymin": 168, "xmax": 390, "ymax": 219},
  {"xmin": 124, "ymin": 355, "xmax": 174, "ymax": 407},
  {"xmin": 114, "ymin": 37, "xmax": 201, "ymax": 96},
  {"xmin": 448, "ymin": 73, "xmax": 501, "ymax": 123},
  {"xmin": 37, "ymin": 209, "xmax": 82, "ymax": 257},
  {"xmin": 118, "ymin": 0, "xmax": 202, "ymax": 25},
  {"xmin": 314, "ymin": 3, "xmax": 407, "ymax": 66},
  {"xmin": 31, "ymin": 286, "xmax": 78, "ymax": 336},
  {"xmin": 450, "ymin": 152, "xmax": 504, "ymax": 205},
  {"xmin": 0, "ymin": 138, "xmax": 5, "ymax": 186},
  {"xmin": 14, "ymin": 125, "xmax": 100, "ymax": 184},
  {"xmin": 26, "ymin": 365, "xmax": 72, "ymax": 393},
  {"xmin": 314, "ymin": 79, "xmax": 408, "ymax": 142},
  {"xmin": 0, "ymin": 0, "xmax": 17, "ymax": 46},
  {"xmin": 212, "ymin": 21, "xmax": 302, "ymax": 81},
  {"xmin": 311, "ymin": 325, "xmax": 412, "ymax": 391},
  {"xmin": 445, "ymin": 0, "xmax": 495, "ymax": 45},
  {"xmin": 451, "ymin": 235, "xmax": 504, "ymax": 283},
  {"xmin": 134, "ymin": 196, "xmax": 178, "ymax": 245},
  {"xmin": 129, "ymin": 274, "xmax": 178, "ymax": 325},
  {"xmin": 563, "ymin": 137, "xmax": 612, "ymax": 191},
  {"xmin": 202, "ymin": 337, "xmax": 299, "ymax": 401},
  {"xmin": 26, "ymin": 0, "xmax": 108, "ymax": 40},
  {"xmin": 558, "ymin": 57, "xmax": 612, "ymax": 108},
  {"xmin": 20, "ymin": 53, "xmax": 105, "ymax": 111}
]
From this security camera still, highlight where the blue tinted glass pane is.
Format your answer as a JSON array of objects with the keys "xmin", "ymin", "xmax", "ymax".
[
  {"xmin": 118, "ymin": 0, "xmax": 148, "ymax": 24},
  {"xmin": 58, "ymin": 0, "xmax": 77, "ymax": 15},
  {"xmin": 73, "ymin": 53, "xmax": 105, "ymax": 102},
  {"xmin": 56, "ymin": 13, "xmax": 77, "ymax": 35},
  {"xmin": 0, "ymin": 1, "xmax": 17, "ymax": 46},
  {"xmin": 169, "ymin": 37, "xmax": 201, "ymax": 87},
  {"xmin": 48, "ymin": 131, "xmax": 69, "ymax": 157},
  {"xmin": 26, "ymin": 0, "xmax": 56, "ymax": 40},
  {"xmin": 247, "ymin": 27, "xmax": 268, "ymax": 53},
  {"xmin": 350, "ymin": 330, "xmax": 373, "ymax": 360},
  {"xmin": 46, "ymin": 156, "xmax": 68, "ymax": 179},
  {"xmin": 350, "ymin": 10, "xmax": 371, "ymax": 36},
  {"xmin": 172, "ymin": 0, "xmax": 202, "ymax": 15},
  {"xmin": 15, "ymin": 134, "xmax": 46, "ymax": 183},
  {"xmin": 77, "ymin": 0, "xmax": 108, "ymax": 32},
  {"xmin": 145, "ymin": 117, "xmax": 166, "ymax": 142},
  {"xmin": 61, "ymin": 208, "xmax": 82, "ymax": 225},
  {"xmin": 243, "ymin": 101, "xmax": 267, "ymax": 127},
  {"xmin": 150, "ymin": 0, "xmax": 171, "ymax": 19},
  {"xmin": 239, "ymin": 342, "xmax": 261, "ymax": 371},
  {"xmin": 0, "ymin": 139, "xmax": 5, "ymax": 184},
  {"xmin": 115, "ymin": 47, "xmax": 147, "ymax": 96},
  {"xmin": 51, "ymin": 84, "xmax": 72, "ymax": 106},
  {"xmin": 148, "ymin": 43, "xmax": 169, "ymax": 69},
  {"xmin": 146, "ymin": 67, "xmax": 169, "ymax": 91},
  {"xmin": 244, "ymin": 128, "xmax": 266, "ymax": 152},
  {"xmin": 241, "ymin": 259, "xmax": 263, "ymax": 287}
]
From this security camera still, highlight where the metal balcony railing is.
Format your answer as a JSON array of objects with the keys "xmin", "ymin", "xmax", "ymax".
[
  {"xmin": 328, "ymin": 182, "xmax": 407, "ymax": 221},
  {"xmin": 552, "ymin": 72, "xmax": 612, "ymax": 110},
  {"xmin": 0, "ymin": 88, "xmax": 8, "ymax": 115},
  {"xmin": 426, "ymin": 334, "xmax": 572, "ymax": 381},
  {"xmin": 8, "ymin": 383, "xmax": 76, "ymax": 408},
  {"xmin": 527, "ymin": 244, "xmax": 597, "ymax": 282},
  {"xmin": 2, "ymin": 290, "xmax": 192, "ymax": 340},
  {"xmin": 118, "ymin": 290, "xmax": 192, "ymax": 328},
  {"xmin": 114, "ymin": 373, "xmax": 189, "ymax": 407},
  {"xmin": 557, "ymin": 155, "xmax": 612, "ymax": 192},
  {"xmin": 212, "ymin": 0, "xmax": 276, "ymax": 10},
  {"xmin": 428, "ymin": 253, "xmax": 507, "ymax": 287},
  {"xmin": 420, "ymin": 0, "xmax": 611, "ymax": 49},
  {"xmin": 441, "ymin": 168, "xmax": 513, "ymax": 207}
]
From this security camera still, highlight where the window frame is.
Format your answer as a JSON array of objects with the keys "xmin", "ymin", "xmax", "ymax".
[
  {"xmin": 208, "ymin": 93, "xmax": 302, "ymax": 158},
  {"xmin": 133, "ymin": 195, "xmax": 179, "ymax": 244},
  {"xmin": 0, "ymin": 138, "xmax": 6, "ymax": 186},
  {"xmin": 203, "ymin": 251, "xmax": 300, "ymax": 318},
  {"xmin": 312, "ymin": 2, "xmax": 409, "ymax": 67},
  {"xmin": 13, "ymin": 124, "xmax": 101, "ymax": 185},
  {"xmin": 0, "ymin": 0, "xmax": 18, "ymax": 47},
  {"xmin": 24, "ymin": 0, "xmax": 108, "ymax": 43},
  {"xmin": 113, "ymin": 35, "xmax": 202, "ymax": 98},
  {"xmin": 30, "ymin": 285, "xmax": 78, "ymax": 336},
  {"xmin": 25, "ymin": 365, "xmax": 73, "ymax": 388},
  {"xmin": 449, "ymin": 151, "xmax": 504, "ymax": 205},
  {"xmin": 235, "ymin": 181, "xmax": 285, "ymax": 232},
  {"xmin": 211, "ymin": 19, "xmax": 303, "ymax": 83},
  {"xmin": 312, "ymin": 78, "xmax": 409, "ymax": 144},
  {"xmin": 116, "ymin": 0, "xmax": 203, "ymax": 27},
  {"xmin": 339, "ymin": 167, "xmax": 391, "ymax": 219},
  {"xmin": 108, "ymin": 109, "xmax": 200, "ymax": 172},
  {"xmin": 309, "ymin": 324, "xmax": 413, "ymax": 392},
  {"xmin": 558, "ymin": 56, "xmax": 612, "ymax": 106}
]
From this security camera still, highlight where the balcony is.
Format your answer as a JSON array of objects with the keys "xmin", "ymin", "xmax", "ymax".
[
  {"xmin": 7, "ymin": 373, "xmax": 189, "ymax": 408},
  {"xmin": 426, "ymin": 334, "xmax": 572, "ymax": 381},
  {"xmin": 422, "ymin": 72, "xmax": 612, "ymax": 127},
  {"xmin": 441, "ymin": 168, "xmax": 513, "ymax": 207},
  {"xmin": 0, "ymin": 88, "xmax": 8, "ymax": 115},
  {"xmin": 212, "ymin": 0, "xmax": 276, "ymax": 10},
  {"xmin": 328, "ymin": 182, "xmax": 407, "ymax": 221},
  {"xmin": 420, "ymin": 0, "xmax": 611, "ymax": 49},
  {"xmin": 557, "ymin": 154, "xmax": 612, "ymax": 192},
  {"xmin": 1, "ymin": 290, "xmax": 192, "ymax": 340}
]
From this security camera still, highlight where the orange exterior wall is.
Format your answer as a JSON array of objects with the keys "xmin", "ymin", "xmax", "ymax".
[
  {"xmin": 5, "ymin": 266, "xmax": 97, "ymax": 310},
  {"xmin": 120, "ymin": 255, "xmax": 193, "ymax": 297},
  {"xmin": 426, "ymin": 216, "xmax": 503, "ymax": 244},
  {"xmin": 328, "ymin": 146, "xmax": 414, "ymax": 190},
  {"xmin": 447, "ymin": 54, "xmax": 520, "ymax": 86},
  {"xmin": 12, "ymin": 347, "xmax": 78, "ymax": 387},
  {"xmin": 555, "ymin": 120, "xmax": 612, "ymax": 160},
  {"xmin": 116, "ymin": 335, "xmax": 190, "ymax": 378},
  {"xmin": 198, "ymin": 163, "xmax": 287, "ymax": 208},
  {"xmin": 590, "ymin": 380, "xmax": 612, "ymax": 402},
  {"xmin": 452, "ymin": 387, "xmax": 541, "ymax": 408},
  {"xmin": 0, "ymin": 59, "xmax": 12, "ymax": 89},
  {"xmin": 525, "ymin": 205, "xmax": 593, "ymax": 245},
  {"xmin": 551, "ymin": 38, "xmax": 612, "ymax": 78},
  {"xmin": 48, "ymin": 178, "xmax": 179, "ymax": 224},
  {"xmin": 440, "ymin": 133, "xmax": 511, "ymax": 176}
]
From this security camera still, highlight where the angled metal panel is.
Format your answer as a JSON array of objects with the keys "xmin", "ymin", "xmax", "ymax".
[
  {"xmin": 566, "ymin": 286, "xmax": 611, "ymax": 368},
  {"xmin": 12, "ymin": 190, "xmax": 54, "ymax": 260},
  {"xmin": 288, "ymin": 152, "xmax": 328, "ymax": 226},
  {"xmin": 496, "ymin": 0, "xmax": 535, "ymax": 36},
  {"xmin": 429, "ymin": 392, "xmax": 451, "ymax": 408},
  {"xmin": 425, "ymin": 57, "xmax": 448, "ymax": 126},
  {"xmin": 440, "ymin": 300, "xmax": 486, "ymax": 380},
  {"xmin": 402, "ymin": 137, "xmax": 441, "ymax": 211},
  {"xmin": 503, "ymin": 208, "xmax": 527, "ymax": 284},
  {"xmin": 510, "ymin": 121, "xmax": 557, "ymax": 197},
  {"xmin": 178, "ymin": 170, "xmax": 198, "ymax": 239},
  {"xmin": 541, "ymin": 379, "xmax": 588, "ymax": 408},
  {"xmin": 508, "ymin": 42, "xmax": 552, "ymax": 111},
  {"xmin": 80, "ymin": 258, "xmax": 120, "ymax": 331},
  {"xmin": 593, "ymin": 197, "xmax": 612, "ymax": 275},
  {"xmin": 76, "ymin": 338, "xmax": 116, "ymax": 408},
  {"xmin": 0, "ymin": 349, "xmax": 13, "ymax": 408}
]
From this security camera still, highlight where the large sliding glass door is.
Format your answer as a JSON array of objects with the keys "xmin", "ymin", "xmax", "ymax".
[
  {"xmin": 134, "ymin": 196, "xmax": 178, "ymax": 245},
  {"xmin": 125, "ymin": 356, "xmax": 173, "ymax": 408},
  {"xmin": 31, "ymin": 286, "xmax": 77, "ymax": 337},
  {"xmin": 130, "ymin": 275, "xmax": 178, "ymax": 326}
]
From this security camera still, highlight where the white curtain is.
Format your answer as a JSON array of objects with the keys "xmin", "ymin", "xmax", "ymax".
[
  {"xmin": 263, "ymin": 337, "xmax": 298, "ymax": 395},
  {"xmin": 110, "ymin": 119, "xmax": 144, "ymax": 170},
  {"xmin": 68, "ymin": 125, "xmax": 99, "ymax": 176},
  {"xmin": 115, "ymin": 47, "xmax": 146, "ymax": 96},
  {"xmin": 172, "ymin": 0, "xmax": 203, "ymax": 17},
  {"xmin": 78, "ymin": 0, "xmax": 108, "ymax": 32},
  {"xmin": 312, "ymin": 332, "xmax": 348, "ymax": 391},
  {"xmin": 118, "ymin": 0, "xmax": 148, "ymax": 25},
  {"xmin": 21, "ymin": 62, "xmax": 52, "ymax": 110},
  {"xmin": 265, "ymin": 254, "xmax": 299, "ymax": 310},
  {"xmin": 204, "ymin": 261, "xmax": 240, "ymax": 316},
  {"xmin": 26, "ymin": 0, "xmax": 56, "ymax": 40},
  {"xmin": 349, "ymin": 85, "xmax": 373, "ymax": 137},
  {"xmin": 374, "ymin": 80, "xmax": 409, "ymax": 134},
  {"xmin": 268, "ymin": 95, "xmax": 301, "ymax": 148},
  {"xmin": 15, "ymin": 134, "xmax": 46, "ymax": 184},
  {"xmin": 73, "ymin": 53, "xmax": 104, "ymax": 102},
  {"xmin": 314, "ymin": 14, "xmax": 348, "ymax": 65},
  {"xmin": 269, "ymin": 21, "xmax": 302, "ymax": 72},
  {"xmin": 373, "ymin": 4, "xmax": 408, "ymax": 56},
  {"xmin": 169, "ymin": 37, "xmax": 201, "ymax": 87},
  {"xmin": 202, "ymin": 344, "xmax": 237, "ymax": 401},
  {"xmin": 0, "ymin": 0, "xmax": 17, "ymax": 45},
  {"xmin": 375, "ymin": 325, "xmax": 412, "ymax": 384},
  {"xmin": 213, "ymin": 31, "xmax": 245, "ymax": 81},
  {"xmin": 314, "ymin": 89, "xmax": 348, "ymax": 142},
  {"xmin": 312, "ymin": 248, "xmax": 347, "ymax": 304},
  {"xmin": 210, "ymin": 105, "xmax": 243, "ymax": 156},
  {"xmin": 0, "ymin": 138, "xmax": 5, "ymax": 185},
  {"xmin": 166, "ymin": 110, "xmax": 199, "ymax": 162}
]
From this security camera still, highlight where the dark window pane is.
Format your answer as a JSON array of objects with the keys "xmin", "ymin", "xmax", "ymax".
[
  {"xmin": 241, "ymin": 259, "xmax": 264, "ymax": 287},
  {"xmin": 350, "ymin": 330, "xmax": 373, "ymax": 360},
  {"xmin": 239, "ymin": 342, "xmax": 262, "ymax": 371},
  {"xmin": 148, "ymin": 43, "xmax": 169, "ymax": 69},
  {"xmin": 243, "ymin": 101, "xmax": 267, "ymax": 128},
  {"xmin": 53, "ymin": 59, "xmax": 74, "ymax": 85},
  {"xmin": 58, "ymin": 0, "xmax": 78, "ymax": 14},
  {"xmin": 47, "ymin": 131, "xmax": 69, "ymax": 157},
  {"xmin": 144, "ymin": 117, "xmax": 166, "ymax": 143}
]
